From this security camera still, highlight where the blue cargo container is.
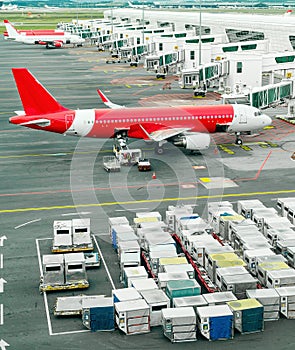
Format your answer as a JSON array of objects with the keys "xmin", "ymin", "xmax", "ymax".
[{"xmin": 165, "ymin": 279, "xmax": 201, "ymax": 301}]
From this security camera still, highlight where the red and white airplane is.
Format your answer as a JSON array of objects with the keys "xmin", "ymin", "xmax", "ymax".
[
  {"xmin": 9, "ymin": 68, "xmax": 272, "ymax": 153},
  {"xmin": 4, "ymin": 20, "xmax": 85, "ymax": 48}
]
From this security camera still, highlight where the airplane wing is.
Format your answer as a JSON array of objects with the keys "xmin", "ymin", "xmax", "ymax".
[
  {"xmin": 38, "ymin": 40, "xmax": 63, "ymax": 48},
  {"xmin": 148, "ymin": 127, "xmax": 191, "ymax": 142}
]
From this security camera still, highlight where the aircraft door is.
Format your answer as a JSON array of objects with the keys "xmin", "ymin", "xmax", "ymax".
[
  {"xmin": 65, "ymin": 113, "xmax": 75, "ymax": 131},
  {"xmin": 238, "ymin": 106, "xmax": 247, "ymax": 124}
]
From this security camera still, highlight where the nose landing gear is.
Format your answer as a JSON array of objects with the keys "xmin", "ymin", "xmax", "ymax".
[{"xmin": 235, "ymin": 132, "xmax": 243, "ymax": 145}]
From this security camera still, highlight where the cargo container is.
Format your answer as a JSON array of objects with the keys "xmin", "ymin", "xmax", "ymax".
[
  {"xmin": 158, "ymin": 256, "xmax": 188, "ymax": 273},
  {"xmin": 166, "ymin": 207, "xmax": 194, "ymax": 232},
  {"xmin": 41, "ymin": 254, "xmax": 64, "ymax": 288},
  {"xmin": 122, "ymin": 266, "xmax": 148, "ymax": 287},
  {"xmin": 178, "ymin": 229, "xmax": 209, "ymax": 249},
  {"xmin": 52, "ymin": 220, "xmax": 72, "ymax": 252},
  {"xmin": 148, "ymin": 246, "xmax": 178, "ymax": 276},
  {"xmin": 232, "ymin": 229, "xmax": 263, "ymax": 252},
  {"xmin": 131, "ymin": 278, "xmax": 158, "ymax": 292},
  {"xmin": 111, "ymin": 224, "xmax": 136, "ymax": 250},
  {"xmin": 188, "ymin": 235, "xmax": 220, "ymax": 264},
  {"xmin": 276, "ymin": 239, "xmax": 295, "ymax": 257},
  {"xmin": 286, "ymin": 203, "xmax": 295, "ymax": 224},
  {"xmin": 207, "ymin": 201, "xmax": 233, "ymax": 217},
  {"xmin": 241, "ymin": 240, "xmax": 273, "ymax": 254},
  {"xmin": 115, "ymin": 299, "xmax": 150, "ymax": 335},
  {"xmin": 207, "ymin": 252, "xmax": 246, "ymax": 283},
  {"xmin": 178, "ymin": 219, "xmax": 212, "ymax": 239},
  {"xmin": 162, "ymin": 307, "xmax": 197, "ymax": 343},
  {"xmin": 140, "ymin": 289, "xmax": 170, "ymax": 326},
  {"xmin": 112, "ymin": 287, "xmax": 142, "ymax": 303},
  {"xmin": 136, "ymin": 211, "xmax": 162, "ymax": 222},
  {"xmin": 286, "ymin": 246, "xmax": 295, "ymax": 267},
  {"xmin": 72, "ymin": 218, "xmax": 93, "ymax": 251},
  {"xmin": 197, "ymin": 304, "xmax": 234, "ymax": 341},
  {"xmin": 82, "ymin": 296, "xmax": 115, "ymax": 332},
  {"xmin": 118, "ymin": 240, "xmax": 141, "ymax": 270},
  {"xmin": 173, "ymin": 295, "xmax": 208, "ymax": 309},
  {"xmin": 263, "ymin": 217, "xmax": 295, "ymax": 236},
  {"xmin": 220, "ymin": 273, "xmax": 258, "ymax": 299},
  {"xmin": 251, "ymin": 208, "xmax": 279, "ymax": 230},
  {"xmin": 257, "ymin": 260, "xmax": 290, "ymax": 287},
  {"xmin": 276, "ymin": 286, "xmax": 295, "ymax": 319},
  {"xmin": 157, "ymin": 272, "xmax": 189, "ymax": 291},
  {"xmin": 143, "ymin": 231, "xmax": 175, "ymax": 252},
  {"xmin": 276, "ymin": 197, "xmax": 295, "ymax": 217},
  {"xmin": 209, "ymin": 208, "xmax": 237, "ymax": 235},
  {"xmin": 265, "ymin": 228, "xmax": 295, "ymax": 247},
  {"xmin": 243, "ymin": 248, "xmax": 275, "ymax": 275},
  {"xmin": 237, "ymin": 199, "xmax": 266, "ymax": 219},
  {"xmin": 54, "ymin": 295, "xmax": 105, "ymax": 316},
  {"xmin": 165, "ymin": 279, "xmax": 201, "ymax": 301},
  {"xmin": 163, "ymin": 263, "xmax": 195, "ymax": 279},
  {"xmin": 64, "ymin": 252, "xmax": 88, "ymax": 285},
  {"xmin": 228, "ymin": 219, "xmax": 258, "ymax": 244},
  {"xmin": 133, "ymin": 216, "xmax": 159, "ymax": 229},
  {"xmin": 215, "ymin": 266, "xmax": 249, "ymax": 290},
  {"xmin": 108, "ymin": 216, "xmax": 129, "ymax": 237},
  {"xmin": 204, "ymin": 245, "xmax": 234, "ymax": 270},
  {"xmin": 227, "ymin": 299, "xmax": 264, "ymax": 334},
  {"xmin": 218, "ymin": 214, "xmax": 245, "ymax": 241},
  {"xmin": 203, "ymin": 291, "xmax": 237, "ymax": 306},
  {"xmin": 246, "ymin": 288, "xmax": 280, "ymax": 321},
  {"xmin": 266, "ymin": 268, "xmax": 295, "ymax": 288}
]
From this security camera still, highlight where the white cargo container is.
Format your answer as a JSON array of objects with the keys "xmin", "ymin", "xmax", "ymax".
[
  {"xmin": 131, "ymin": 278, "xmax": 158, "ymax": 292},
  {"xmin": 158, "ymin": 256, "xmax": 188, "ymax": 273},
  {"xmin": 118, "ymin": 240, "xmax": 141, "ymax": 269},
  {"xmin": 276, "ymin": 286, "xmax": 295, "ymax": 319},
  {"xmin": 209, "ymin": 208, "xmax": 237, "ymax": 235},
  {"xmin": 115, "ymin": 299, "xmax": 150, "ymax": 335},
  {"xmin": 234, "ymin": 230, "xmax": 267, "ymax": 252},
  {"xmin": 53, "ymin": 220, "xmax": 72, "ymax": 251},
  {"xmin": 136, "ymin": 211, "xmax": 162, "ymax": 222},
  {"xmin": 166, "ymin": 208, "xmax": 192, "ymax": 232},
  {"xmin": 286, "ymin": 246, "xmax": 295, "ymax": 267},
  {"xmin": 241, "ymin": 240, "xmax": 273, "ymax": 253},
  {"xmin": 251, "ymin": 208, "xmax": 278, "ymax": 230},
  {"xmin": 265, "ymin": 228, "xmax": 295, "ymax": 247},
  {"xmin": 266, "ymin": 268, "xmax": 295, "ymax": 288},
  {"xmin": 237, "ymin": 199, "xmax": 266, "ymax": 219},
  {"xmin": 203, "ymin": 291, "xmax": 237, "ymax": 306},
  {"xmin": 204, "ymin": 245, "xmax": 234, "ymax": 270},
  {"xmin": 276, "ymin": 239, "xmax": 295, "ymax": 257},
  {"xmin": 111, "ymin": 224, "xmax": 136, "ymax": 250},
  {"xmin": 42, "ymin": 254, "xmax": 65, "ymax": 287},
  {"xmin": 218, "ymin": 214, "xmax": 245, "ymax": 241},
  {"xmin": 188, "ymin": 235, "xmax": 218, "ymax": 262},
  {"xmin": 64, "ymin": 252, "xmax": 87, "ymax": 285},
  {"xmin": 140, "ymin": 289, "xmax": 170, "ymax": 326},
  {"xmin": 197, "ymin": 304, "xmax": 234, "ymax": 341},
  {"xmin": 148, "ymin": 245, "xmax": 178, "ymax": 276},
  {"xmin": 257, "ymin": 259, "xmax": 289, "ymax": 287},
  {"xmin": 178, "ymin": 229, "xmax": 209, "ymax": 249},
  {"xmin": 263, "ymin": 217, "xmax": 295, "ymax": 236},
  {"xmin": 112, "ymin": 287, "xmax": 142, "ymax": 303},
  {"xmin": 216, "ymin": 266, "xmax": 249, "ymax": 290},
  {"xmin": 158, "ymin": 272, "xmax": 189, "ymax": 291},
  {"xmin": 143, "ymin": 231, "xmax": 175, "ymax": 252},
  {"xmin": 173, "ymin": 295, "xmax": 208, "ymax": 308},
  {"xmin": 246, "ymin": 288, "xmax": 280, "ymax": 321},
  {"xmin": 221, "ymin": 273, "xmax": 258, "ymax": 299},
  {"xmin": 72, "ymin": 218, "xmax": 92, "ymax": 250},
  {"xmin": 243, "ymin": 248, "xmax": 275, "ymax": 275},
  {"xmin": 122, "ymin": 266, "xmax": 148, "ymax": 287},
  {"xmin": 108, "ymin": 216, "xmax": 129, "ymax": 237},
  {"xmin": 276, "ymin": 197, "xmax": 295, "ymax": 216},
  {"xmin": 163, "ymin": 263, "xmax": 195, "ymax": 279},
  {"xmin": 207, "ymin": 201, "xmax": 233, "ymax": 217},
  {"xmin": 228, "ymin": 219, "xmax": 258, "ymax": 244},
  {"xmin": 162, "ymin": 307, "xmax": 197, "ymax": 343}
]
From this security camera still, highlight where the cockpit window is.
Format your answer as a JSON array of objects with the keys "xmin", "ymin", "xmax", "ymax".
[{"xmin": 254, "ymin": 111, "xmax": 262, "ymax": 116}]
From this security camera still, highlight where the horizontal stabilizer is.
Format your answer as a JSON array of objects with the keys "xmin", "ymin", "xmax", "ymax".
[{"xmin": 20, "ymin": 118, "xmax": 51, "ymax": 127}]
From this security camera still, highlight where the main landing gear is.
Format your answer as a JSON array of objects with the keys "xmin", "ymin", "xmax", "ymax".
[
  {"xmin": 235, "ymin": 132, "xmax": 243, "ymax": 145},
  {"xmin": 154, "ymin": 141, "xmax": 167, "ymax": 155}
]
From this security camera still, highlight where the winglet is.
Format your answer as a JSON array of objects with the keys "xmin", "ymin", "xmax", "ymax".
[
  {"xmin": 12, "ymin": 68, "xmax": 69, "ymax": 116},
  {"xmin": 97, "ymin": 89, "xmax": 125, "ymax": 109}
]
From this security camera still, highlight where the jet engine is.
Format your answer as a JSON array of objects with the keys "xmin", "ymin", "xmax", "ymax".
[{"xmin": 173, "ymin": 133, "xmax": 211, "ymax": 151}]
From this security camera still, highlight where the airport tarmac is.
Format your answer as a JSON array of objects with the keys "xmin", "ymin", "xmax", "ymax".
[{"xmin": 1, "ymin": 36, "xmax": 295, "ymax": 349}]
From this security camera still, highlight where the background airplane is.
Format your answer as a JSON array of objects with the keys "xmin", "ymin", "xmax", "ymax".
[
  {"xmin": 4, "ymin": 20, "xmax": 85, "ymax": 48},
  {"xmin": 9, "ymin": 68, "xmax": 272, "ymax": 153}
]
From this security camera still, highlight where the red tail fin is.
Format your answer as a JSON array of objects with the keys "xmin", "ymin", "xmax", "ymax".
[{"xmin": 12, "ymin": 68, "xmax": 69, "ymax": 115}]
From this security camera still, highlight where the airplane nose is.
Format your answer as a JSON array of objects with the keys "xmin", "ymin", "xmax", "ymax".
[{"xmin": 264, "ymin": 114, "xmax": 272, "ymax": 126}]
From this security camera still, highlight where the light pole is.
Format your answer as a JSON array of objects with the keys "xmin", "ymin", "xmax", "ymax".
[{"xmin": 142, "ymin": 3, "xmax": 145, "ymax": 46}]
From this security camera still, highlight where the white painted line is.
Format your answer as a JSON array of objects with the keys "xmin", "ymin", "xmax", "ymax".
[
  {"xmin": 61, "ymin": 212, "xmax": 92, "ymax": 217},
  {"xmin": 115, "ymin": 207, "xmax": 149, "ymax": 212},
  {"xmin": 43, "ymin": 292, "xmax": 53, "ymax": 336},
  {"xmin": 0, "ymin": 254, "xmax": 3, "ymax": 269},
  {"xmin": 35, "ymin": 239, "xmax": 44, "ymax": 277},
  {"xmin": 51, "ymin": 330, "xmax": 90, "ymax": 336},
  {"xmin": 0, "ymin": 304, "xmax": 3, "ymax": 325},
  {"xmin": 15, "ymin": 218, "xmax": 41, "ymax": 229},
  {"xmin": 92, "ymin": 234, "xmax": 115, "ymax": 290}
]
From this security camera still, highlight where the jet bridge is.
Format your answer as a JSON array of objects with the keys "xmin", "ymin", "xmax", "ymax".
[{"xmin": 222, "ymin": 80, "xmax": 294, "ymax": 109}]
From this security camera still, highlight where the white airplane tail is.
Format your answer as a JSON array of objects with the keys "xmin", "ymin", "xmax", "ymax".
[{"xmin": 4, "ymin": 20, "xmax": 20, "ymax": 40}]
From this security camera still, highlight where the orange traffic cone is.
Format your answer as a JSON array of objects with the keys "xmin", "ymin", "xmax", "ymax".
[{"xmin": 152, "ymin": 172, "xmax": 157, "ymax": 179}]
